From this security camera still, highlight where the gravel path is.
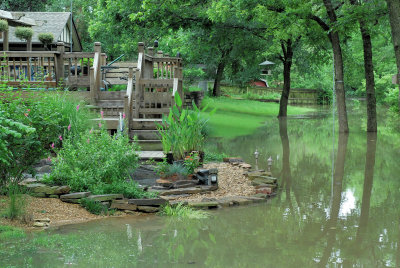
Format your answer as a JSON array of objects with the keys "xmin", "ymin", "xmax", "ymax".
[{"xmin": 176, "ymin": 162, "xmax": 256, "ymax": 202}]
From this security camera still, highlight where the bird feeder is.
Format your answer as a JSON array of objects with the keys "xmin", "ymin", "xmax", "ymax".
[
  {"xmin": 259, "ymin": 60, "xmax": 275, "ymax": 76},
  {"xmin": 259, "ymin": 60, "xmax": 275, "ymax": 87}
]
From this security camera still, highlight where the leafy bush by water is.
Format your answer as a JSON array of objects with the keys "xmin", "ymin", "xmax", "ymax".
[{"xmin": 46, "ymin": 129, "xmax": 147, "ymax": 198}]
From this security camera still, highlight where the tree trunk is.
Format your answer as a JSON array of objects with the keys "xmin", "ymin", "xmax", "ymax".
[
  {"xmin": 212, "ymin": 47, "xmax": 232, "ymax": 97},
  {"xmin": 360, "ymin": 21, "xmax": 377, "ymax": 132},
  {"xmin": 350, "ymin": 0, "xmax": 377, "ymax": 132},
  {"xmin": 212, "ymin": 60, "xmax": 225, "ymax": 97},
  {"xmin": 323, "ymin": 0, "xmax": 349, "ymax": 133},
  {"xmin": 386, "ymin": 0, "xmax": 400, "ymax": 110},
  {"xmin": 279, "ymin": 39, "xmax": 293, "ymax": 117}
]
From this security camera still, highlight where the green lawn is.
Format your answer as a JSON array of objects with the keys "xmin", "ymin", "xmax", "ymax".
[{"xmin": 202, "ymin": 97, "xmax": 314, "ymax": 138}]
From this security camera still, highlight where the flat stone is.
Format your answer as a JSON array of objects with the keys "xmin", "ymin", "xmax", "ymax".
[
  {"xmin": 124, "ymin": 210, "xmax": 137, "ymax": 215},
  {"xmin": 35, "ymin": 165, "xmax": 52, "ymax": 173},
  {"xmin": 48, "ymin": 195, "xmax": 59, "ymax": 198},
  {"xmin": 19, "ymin": 178, "xmax": 38, "ymax": 186},
  {"xmin": 243, "ymin": 196, "xmax": 266, "ymax": 203},
  {"xmin": 128, "ymin": 198, "xmax": 168, "ymax": 206},
  {"xmin": 39, "ymin": 159, "xmax": 52, "ymax": 166},
  {"xmin": 87, "ymin": 194, "xmax": 123, "ymax": 202},
  {"xmin": 52, "ymin": 186, "xmax": 70, "ymax": 195},
  {"xmin": 223, "ymin": 157, "xmax": 244, "ymax": 163},
  {"xmin": 200, "ymin": 185, "xmax": 218, "ymax": 191},
  {"xmin": 33, "ymin": 222, "xmax": 48, "ymax": 227},
  {"xmin": 61, "ymin": 198, "xmax": 81, "ymax": 204},
  {"xmin": 251, "ymin": 180, "xmax": 277, "ymax": 188},
  {"xmin": 137, "ymin": 206, "xmax": 159, "ymax": 213},
  {"xmin": 160, "ymin": 194, "xmax": 190, "ymax": 200},
  {"xmin": 239, "ymin": 163, "xmax": 252, "ymax": 169},
  {"xmin": 110, "ymin": 200, "xmax": 138, "ymax": 211},
  {"xmin": 60, "ymin": 192, "xmax": 91, "ymax": 200},
  {"xmin": 159, "ymin": 187, "xmax": 203, "ymax": 196},
  {"xmin": 246, "ymin": 170, "xmax": 272, "ymax": 178},
  {"xmin": 101, "ymin": 201, "xmax": 111, "ymax": 208},
  {"xmin": 188, "ymin": 201, "xmax": 219, "ymax": 209},
  {"xmin": 156, "ymin": 179, "xmax": 173, "ymax": 188},
  {"xmin": 256, "ymin": 187, "xmax": 272, "ymax": 195},
  {"xmin": 173, "ymin": 180, "xmax": 198, "ymax": 189},
  {"xmin": 34, "ymin": 218, "xmax": 50, "ymax": 223},
  {"xmin": 169, "ymin": 201, "xmax": 188, "ymax": 206},
  {"xmin": 25, "ymin": 183, "xmax": 52, "ymax": 194},
  {"xmin": 252, "ymin": 193, "xmax": 269, "ymax": 199},
  {"xmin": 30, "ymin": 192, "xmax": 47, "ymax": 198}
]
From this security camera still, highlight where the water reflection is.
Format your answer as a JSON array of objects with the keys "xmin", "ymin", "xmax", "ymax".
[{"xmin": 4, "ymin": 107, "xmax": 400, "ymax": 267}]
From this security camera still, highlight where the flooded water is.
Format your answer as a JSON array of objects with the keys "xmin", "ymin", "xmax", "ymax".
[{"xmin": 3, "ymin": 104, "xmax": 400, "ymax": 267}]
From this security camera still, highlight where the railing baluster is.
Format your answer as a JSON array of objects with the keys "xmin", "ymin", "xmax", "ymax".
[{"xmin": 13, "ymin": 58, "xmax": 16, "ymax": 81}]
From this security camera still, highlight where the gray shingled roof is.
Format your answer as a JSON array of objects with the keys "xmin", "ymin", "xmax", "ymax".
[{"xmin": 8, "ymin": 12, "xmax": 71, "ymax": 44}]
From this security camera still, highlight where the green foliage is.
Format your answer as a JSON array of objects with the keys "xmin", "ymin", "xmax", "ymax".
[
  {"xmin": 14, "ymin": 27, "xmax": 33, "ymax": 41},
  {"xmin": 204, "ymin": 150, "xmax": 228, "ymax": 163},
  {"xmin": 47, "ymin": 129, "xmax": 144, "ymax": 197},
  {"xmin": 38, "ymin": 33, "xmax": 54, "ymax": 45},
  {"xmin": 165, "ymin": 162, "xmax": 189, "ymax": 177},
  {"xmin": 98, "ymin": 180, "xmax": 156, "ymax": 199},
  {"xmin": 0, "ymin": 20, "xmax": 8, "ymax": 32},
  {"xmin": 157, "ymin": 93, "xmax": 213, "ymax": 159},
  {"xmin": 183, "ymin": 67, "xmax": 206, "ymax": 84},
  {"xmin": 159, "ymin": 203, "xmax": 210, "ymax": 219},
  {"xmin": 0, "ymin": 225, "xmax": 25, "ymax": 240},
  {"xmin": 79, "ymin": 198, "xmax": 108, "ymax": 215},
  {"xmin": 184, "ymin": 152, "xmax": 200, "ymax": 174},
  {"xmin": 0, "ymin": 93, "xmax": 92, "ymax": 182},
  {"xmin": 1, "ymin": 183, "xmax": 26, "ymax": 220}
]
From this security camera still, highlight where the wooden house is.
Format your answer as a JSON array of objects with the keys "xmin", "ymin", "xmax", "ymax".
[{"xmin": 0, "ymin": 9, "xmax": 82, "ymax": 52}]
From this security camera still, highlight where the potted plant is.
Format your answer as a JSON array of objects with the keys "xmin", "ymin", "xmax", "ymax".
[
  {"xmin": 157, "ymin": 93, "xmax": 215, "ymax": 162},
  {"xmin": 38, "ymin": 33, "xmax": 54, "ymax": 51},
  {"xmin": 15, "ymin": 27, "xmax": 34, "ymax": 51}
]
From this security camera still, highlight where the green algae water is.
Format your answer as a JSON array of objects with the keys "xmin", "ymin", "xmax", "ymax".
[{"xmin": 2, "ymin": 104, "xmax": 400, "ymax": 267}]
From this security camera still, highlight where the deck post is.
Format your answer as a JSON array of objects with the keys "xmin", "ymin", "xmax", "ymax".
[
  {"xmin": 3, "ymin": 30, "xmax": 9, "ymax": 51},
  {"xmin": 55, "ymin": 42, "xmax": 65, "ymax": 87},
  {"xmin": 125, "ymin": 66, "xmax": 134, "ymax": 129},
  {"xmin": 92, "ymin": 42, "xmax": 102, "ymax": 101},
  {"xmin": 147, "ymin": 47, "xmax": 154, "ymax": 57},
  {"xmin": 156, "ymin": 50, "xmax": 163, "ymax": 58},
  {"xmin": 134, "ymin": 68, "xmax": 141, "ymax": 118},
  {"xmin": 138, "ymin": 42, "xmax": 145, "ymax": 54},
  {"xmin": 89, "ymin": 67, "xmax": 97, "ymax": 103}
]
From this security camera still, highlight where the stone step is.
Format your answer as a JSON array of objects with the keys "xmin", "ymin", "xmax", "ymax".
[
  {"xmin": 60, "ymin": 192, "xmax": 91, "ymax": 203},
  {"xmin": 87, "ymin": 194, "xmax": 124, "ymax": 202},
  {"xmin": 155, "ymin": 185, "xmax": 218, "ymax": 196},
  {"xmin": 128, "ymin": 198, "xmax": 168, "ymax": 206}
]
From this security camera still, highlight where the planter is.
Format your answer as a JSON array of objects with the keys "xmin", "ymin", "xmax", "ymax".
[{"xmin": 166, "ymin": 152, "xmax": 174, "ymax": 164}]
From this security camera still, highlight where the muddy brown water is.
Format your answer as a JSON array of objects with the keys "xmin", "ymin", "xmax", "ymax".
[{"xmin": 2, "ymin": 105, "xmax": 400, "ymax": 267}]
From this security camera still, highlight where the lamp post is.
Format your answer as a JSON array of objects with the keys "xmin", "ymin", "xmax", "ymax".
[
  {"xmin": 268, "ymin": 156, "xmax": 273, "ymax": 172},
  {"xmin": 254, "ymin": 149, "xmax": 259, "ymax": 171}
]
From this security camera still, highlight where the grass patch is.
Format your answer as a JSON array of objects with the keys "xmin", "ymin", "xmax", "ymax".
[
  {"xmin": 202, "ymin": 97, "xmax": 313, "ymax": 138},
  {"xmin": 159, "ymin": 203, "xmax": 210, "ymax": 219},
  {"xmin": 0, "ymin": 225, "xmax": 25, "ymax": 240}
]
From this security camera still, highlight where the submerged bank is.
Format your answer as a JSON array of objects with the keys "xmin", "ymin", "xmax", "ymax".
[{"xmin": 201, "ymin": 97, "xmax": 314, "ymax": 138}]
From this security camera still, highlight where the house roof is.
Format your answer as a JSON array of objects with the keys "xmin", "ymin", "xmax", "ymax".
[{"xmin": 8, "ymin": 12, "xmax": 71, "ymax": 44}]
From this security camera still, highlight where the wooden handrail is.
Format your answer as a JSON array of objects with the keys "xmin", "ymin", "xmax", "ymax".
[
  {"xmin": 1, "ymin": 51, "xmax": 60, "ymax": 57},
  {"xmin": 63, "ymin": 52, "xmax": 95, "ymax": 59}
]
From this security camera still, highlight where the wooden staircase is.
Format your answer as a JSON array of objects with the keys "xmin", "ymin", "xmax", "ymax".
[{"xmin": 91, "ymin": 42, "xmax": 183, "ymax": 151}]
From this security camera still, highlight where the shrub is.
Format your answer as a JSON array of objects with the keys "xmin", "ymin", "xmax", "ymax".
[
  {"xmin": 165, "ymin": 162, "xmax": 189, "ymax": 177},
  {"xmin": 0, "ymin": 93, "xmax": 92, "ymax": 182},
  {"xmin": 204, "ymin": 150, "xmax": 228, "ymax": 163},
  {"xmin": 159, "ymin": 203, "xmax": 210, "ymax": 219},
  {"xmin": 38, "ymin": 33, "xmax": 54, "ymax": 46},
  {"xmin": 15, "ymin": 27, "xmax": 33, "ymax": 41},
  {"xmin": 80, "ymin": 198, "xmax": 108, "ymax": 215},
  {"xmin": 0, "ymin": 20, "xmax": 8, "ymax": 32},
  {"xmin": 47, "ymin": 129, "xmax": 144, "ymax": 197}
]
